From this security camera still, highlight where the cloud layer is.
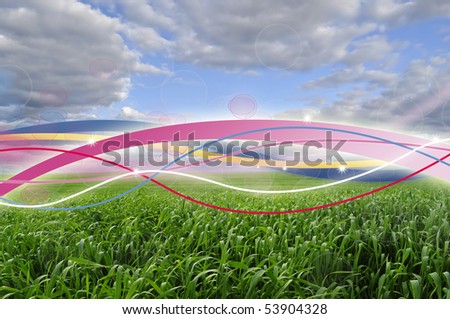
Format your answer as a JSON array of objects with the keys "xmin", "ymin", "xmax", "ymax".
[
  {"xmin": 1, "ymin": 0, "xmax": 450, "ymax": 134},
  {"xmin": 0, "ymin": 0, "xmax": 166, "ymax": 123}
]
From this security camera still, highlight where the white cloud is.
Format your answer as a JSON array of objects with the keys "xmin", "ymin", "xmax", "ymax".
[
  {"xmin": 3, "ymin": 0, "xmax": 450, "ymax": 131},
  {"xmin": 0, "ymin": 0, "xmax": 165, "ymax": 122},
  {"xmin": 91, "ymin": 1, "xmax": 450, "ymax": 74},
  {"xmin": 342, "ymin": 35, "xmax": 397, "ymax": 66},
  {"xmin": 303, "ymin": 65, "xmax": 398, "ymax": 89},
  {"xmin": 365, "ymin": 0, "xmax": 450, "ymax": 25},
  {"xmin": 117, "ymin": 106, "xmax": 162, "ymax": 122},
  {"xmin": 109, "ymin": 0, "xmax": 450, "ymax": 72},
  {"xmin": 118, "ymin": 106, "xmax": 147, "ymax": 120},
  {"xmin": 118, "ymin": 0, "xmax": 175, "ymax": 30},
  {"xmin": 165, "ymin": 0, "xmax": 376, "ymax": 70},
  {"xmin": 121, "ymin": 25, "xmax": 172, "ymax": 52},
  {"xmin": 277, "ymin": 55, "xmax": 450, "ymax": 134},
  {"xmin": 364, "ymin": 0, "xmax": 415, "ymax": 23},
  {"xmin": 116, "ymin": 106, "xmax": 188, "ymax": 125}
]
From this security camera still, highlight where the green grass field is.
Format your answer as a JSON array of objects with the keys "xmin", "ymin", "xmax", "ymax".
[{"xmin": 0, "ymin": 172, "xmax": 449, "ymax": 298}]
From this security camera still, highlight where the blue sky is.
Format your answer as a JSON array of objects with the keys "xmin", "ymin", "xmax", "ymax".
[{"xmin": 1, "ymin": 0, "xmax": 450, "ymax": 134}]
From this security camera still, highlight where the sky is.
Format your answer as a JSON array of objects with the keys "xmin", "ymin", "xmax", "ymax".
[{"xmin": 1, "ymin": 0, "xmax": 450, "ymax": 136}]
